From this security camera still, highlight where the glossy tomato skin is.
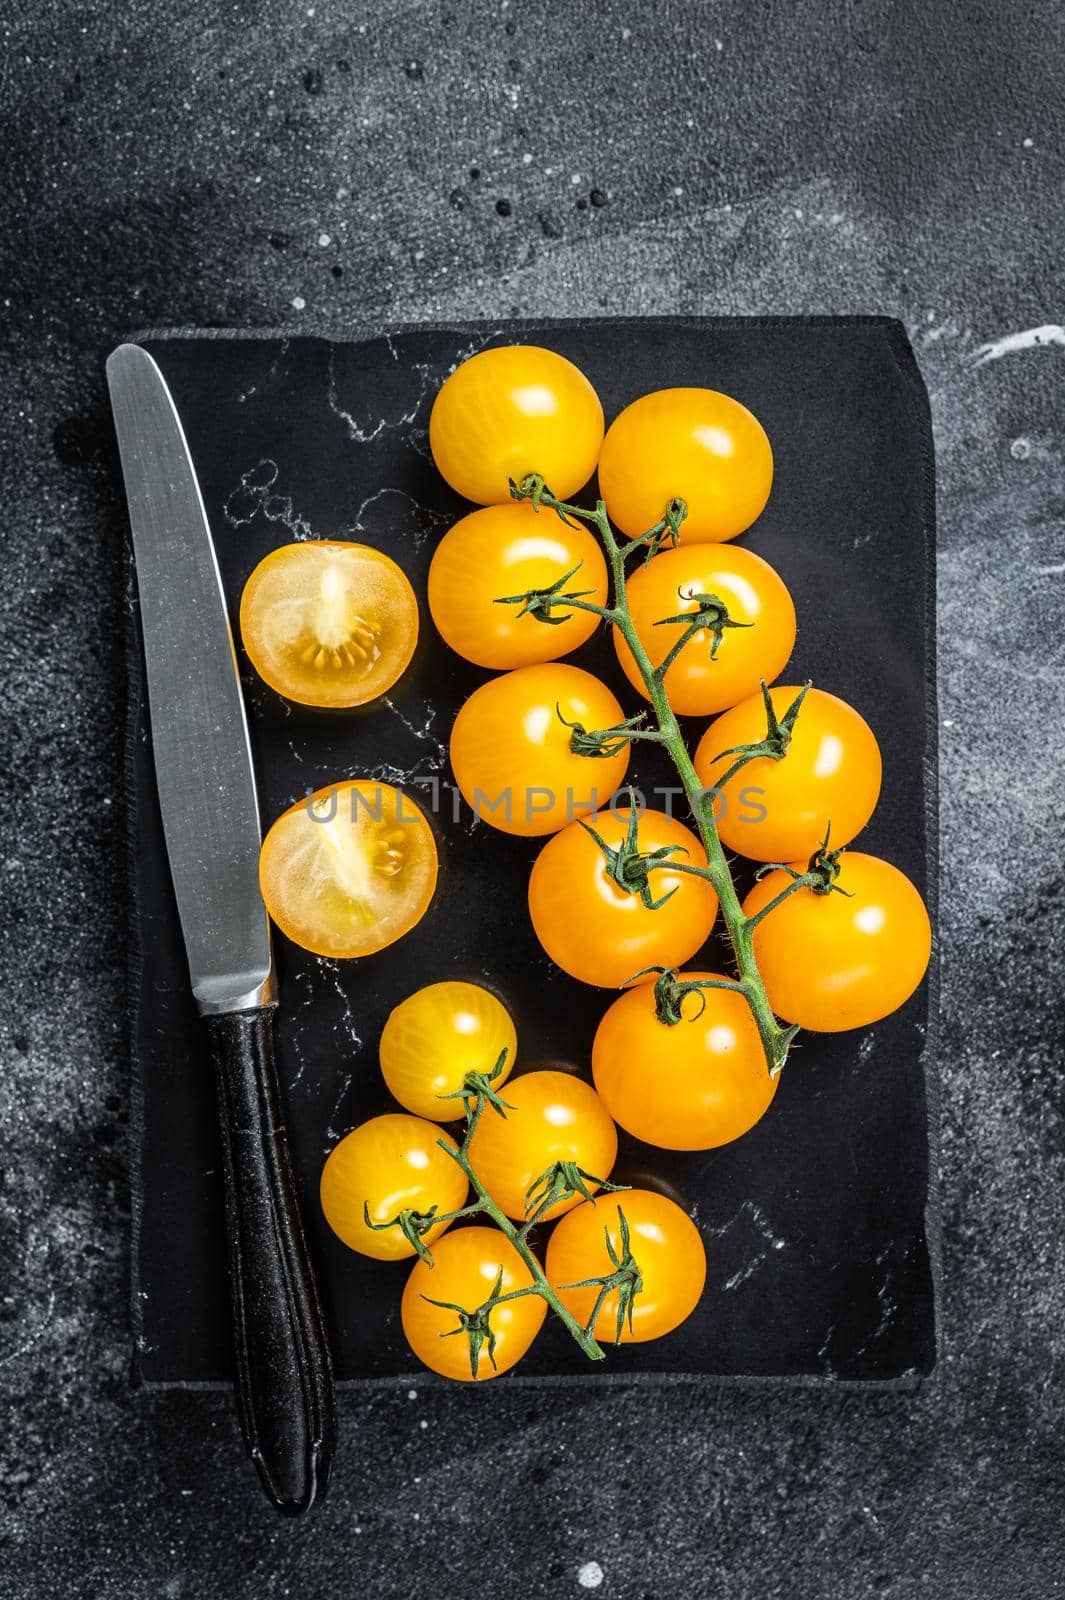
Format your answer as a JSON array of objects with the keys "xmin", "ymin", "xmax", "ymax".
[
  {"xmin": 320, "ymin": 1115, "xmax": 467, "ymax": 1261},
  {"xmin": 546, "ymin": 1190, "xmax": 707, "ymax": 1343},
  {"xmin": 239, "ymin": 541, "xmax": 418, "ymax": 708},
  {"xmin": 259, "ymin": 779, "xmax": 438, "ymax": 958},
  {"xmin": 466, "ymin": 1069, "xmax": 618, "ymax": 1222},
  {"xmin": 401, "ymin": 1226, "xmax": 547, "ymax": 1381},
  {"xmin": 693, "ymin": 685, "xmax": 882, "ymax": 862},
  {"xmin": 614, "ymin": 544, "xmax": 795, "ymax": 716},
  {"xmin": 449, "ymin": 663, "xmax": 631, "ymax": 836},
  {"xmin": 380, "ymin": 981, "xmax": 517, "ymax": 1121},
  {"xmin": 428, "ymin": 501, "xmax": 608, "ymax": 669},
  {"xmin": 592, "ymin": 973, "xmax": 777, "ymax": 1151},
  {"xmin": 527, "ymin": 806, "xmax": 718, "ymax": 987},
  {"xmin": 743, "ymin": 852, "xmax": 931, "ymax": 1032},
  {"xmin": 429, "ymin": 345, "xmax": 604, "ymax": 505},
  {"xmin": 598, "ymin": 388, "xmax": 773, "ymax": 544}
]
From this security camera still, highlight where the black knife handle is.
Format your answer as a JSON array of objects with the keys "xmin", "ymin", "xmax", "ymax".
[{"xmin": 206, "ymin": 1005, "xmax": 336, "ymax": 1514}]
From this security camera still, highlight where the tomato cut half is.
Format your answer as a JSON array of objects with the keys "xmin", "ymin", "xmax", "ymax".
[
  {"xmin": 259, "ymin": 779, "xmax": 438, "ymax": 958},
  {"xmin": 240, "ymin": 541, "xmax": 418, "ymax": 708}
]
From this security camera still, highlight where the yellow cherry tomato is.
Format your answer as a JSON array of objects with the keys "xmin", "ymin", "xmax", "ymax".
[
  {"xmin": 742, "ymin": 852, "xmax": 931, "ymax": 1032},
  {"xmin": 380, "ymin": 981, "xmax": 517, "ymax": 1121},
  {"xmin": 259, "ymin": 779, "xmax": 438, "ymax": 958},
  {"xmin": 428, "ymin": 501, "xmax": 608, "ymax": 669},
  {"xmin": 429, "ymin": 345, "xmax": 604, "ymax": 505},
  {"xmin": 527, "ymin": 805, "xmax": 718, "ymax": 987},
  {"xmin": 239, "ymin": 541, "xmax": 418, "ymax": 707},
  {"xmin": 466, "ymin": 1070, "xmax": 618, "ymax": 1223},
  {"xmin": 546, "ymin": 1190, "xmax": 707, "ymax": 1343},
  {"xmin": 319, "ymin": 1115, "xmax": 467, "ymax": 1261},
  {"xmin": 401, "ymin": 1226, "xmax": 547, "ymax": 1381},
  {"xmin": 693, "ymin": 685, "xmax": 882, "ymax": 862},
  {"xmin": 592, "ymin": 974, "xmax": 777, "ymax": 1151},
  {"xmin": 449, "ymin": 663, "xmax": 631, "ymax": 837},
  {"xmin": 598, "ymin": 387, "xmax": 774, "ymax": 543},
  {"xmin": 614, "ymin": 543, "xmax": 795, "ymax": 716}
]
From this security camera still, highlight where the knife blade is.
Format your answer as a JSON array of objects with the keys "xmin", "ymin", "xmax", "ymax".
[{"xmin": 107, "ymin": 343, "xmax": 335, "ymax": 1514}]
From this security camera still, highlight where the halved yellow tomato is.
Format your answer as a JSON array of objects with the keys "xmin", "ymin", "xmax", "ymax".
[
  {"xmin": 239, "ymin": 541, "xmax": 418, "ymax": 708},
  {"xmin": 259, "ymin": 779, "xmax": 438, "ymax": 958}
]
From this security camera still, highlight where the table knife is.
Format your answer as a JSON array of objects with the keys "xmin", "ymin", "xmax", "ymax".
[{"xmin": 107, "ymin": 343, "xmax": 336, "ymax": 1514}]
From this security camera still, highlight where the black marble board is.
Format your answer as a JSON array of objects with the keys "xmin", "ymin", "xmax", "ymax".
[{"xmin": 126, "ymin": 318, "xmax": 938, "ymax": 1388}]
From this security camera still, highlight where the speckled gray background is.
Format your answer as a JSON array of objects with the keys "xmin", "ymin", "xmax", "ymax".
[{"xmin": 1, "ymin": 2, "xmax": 1063, "ymax": 1596}]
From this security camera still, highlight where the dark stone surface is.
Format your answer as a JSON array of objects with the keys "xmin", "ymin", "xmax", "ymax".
[{"xmin": 0, "ymin": 2, "xmax": 1062, "ymax": 1595}]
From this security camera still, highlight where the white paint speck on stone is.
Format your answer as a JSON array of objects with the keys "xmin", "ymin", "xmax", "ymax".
[
  {"xmin": 318, "ymin": 231, "xmax": 331, "ymax": 246},
  {"xmin": 969, "ymin": 324, "xmax": 1065, "ymax": 366},
  {"xmin": 290, "ymin": 296, "xmax": 306, "ymax": 311},
  {"xmin": 577, "ymin": 1562, "xmax": 604, "ymax": 1590},
  {"xmin": 1022, "ymin": 136, "xmax": 1034, "ymax": 147}
]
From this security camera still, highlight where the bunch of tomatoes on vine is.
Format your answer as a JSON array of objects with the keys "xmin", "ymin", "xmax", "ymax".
[{"xmin": 236, "ymin": 344, "xmax": 932, "ymax": 1381}]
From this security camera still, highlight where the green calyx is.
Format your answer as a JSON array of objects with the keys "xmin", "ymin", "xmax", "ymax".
[
  {"xmin": 438, "ymin": 1047, "xmax": 514, "ymax": 1120},
  {"xmin": 709, "ymin": 679, "xmax": 812, "ymax": 790},
  {"xmin": 653, "ymin": 588, "xmax": 753, "ymax": 667},
  {"xmin": 495, "ymin": 561, "xmax": 599, "ymax": 627},
  {"xmin": 556, "ymin": 704, "xmax": 659, "ymax": 759},
  {"xmin": 523, "ymin": 1161, "xmax": 630, "ymax": 1229},
  {"xmin": 624, "ymin": 965, "xmax": 747, "ymax": 1026},
  {"xmin": 578, "ymin": 795, "xmax": 686, "ymax": 910},
  {"xmin": 561, "ymin": 1206, "xmax": 644, "ymax": 1343}
]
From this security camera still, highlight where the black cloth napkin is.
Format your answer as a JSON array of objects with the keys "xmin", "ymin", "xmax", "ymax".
[{"xmin": 126, "ymin": 317, "xmax": 938, "ymax": 1386}]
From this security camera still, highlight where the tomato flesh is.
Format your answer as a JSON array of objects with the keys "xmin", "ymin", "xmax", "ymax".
[
  {"xmin": 259, "ymin": 779, "xmax": 438, "ymax": 958},
  {"xmin": 239, "ymin": 541, "xmax": 418, "ymax": 707}
]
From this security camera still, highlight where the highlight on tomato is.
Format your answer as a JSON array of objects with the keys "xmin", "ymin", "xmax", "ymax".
[
  {"xmin": 597, "ymin": 387, "xmax": 773, "ymax": 544},
  {"xmin": 614, "ymin": 543, "xmax": 796, "ymax": 716},
  {"xmin": 527, "ymin": 802, "xmax": 718, "ymax": 988},
  {"xmin": 379, "ymin": 980, "xmax": 517, "ymax": 1121},
  {"xmin": 239, "ymin": 540, "xmax": 418, "ymax": 708},
  {"xmin": 428, "ymin": 500, "xmax": 608, "ymax": 669},
  {"xmin": 591, "ymin": 972, "xmax": 777, "ymax": 1151},
  {"xmin": 547, "ymin": 1189, "xmax": 707, "ymax": 1344},
  {"xmin": 429, "ymin": 344, "xmax": 604, "ymax": 506},
  {"xmin": 466, "ymin": 1069, "xmax": 618, "ymax": 1223},
  {"xmin": 743, "ymin": 850, "xmax": 931, "ymax": 1032},
  {"xmin": 693, "ymin": 684, "xmax": 882, "ymax": 862},
  {"xmin": 401, "ymin": 1226, "xmax": 547, "ymax": 1381},
  {"xmin": 449, "ymin": 662, "xmax": 631, "ymax": 837},
  {"xmin": 319, "ymin": 1114, "xmax": 468, "ymax": 1261},
  {"xmin": 259, "ymin": 779, "xmax": 438, "ymax": 958}
]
